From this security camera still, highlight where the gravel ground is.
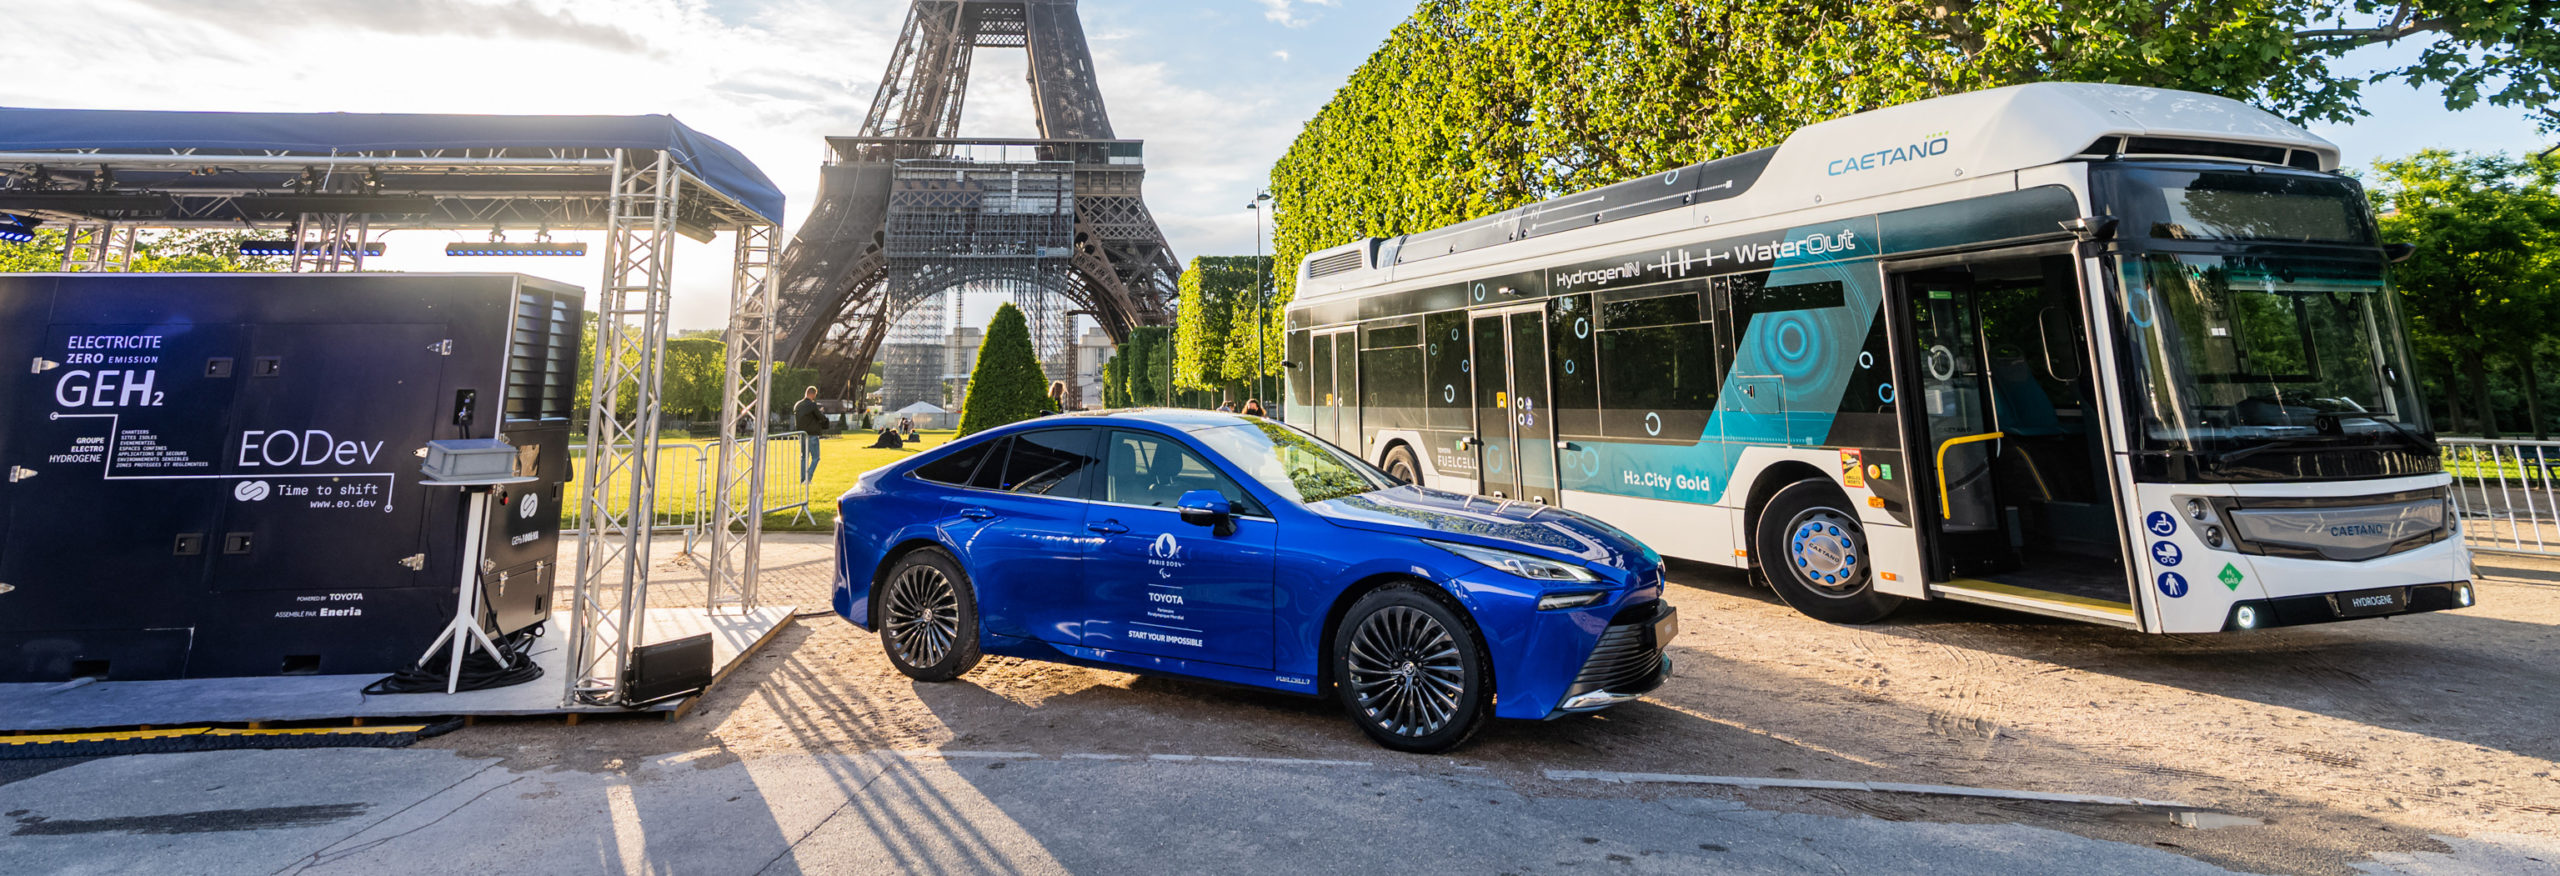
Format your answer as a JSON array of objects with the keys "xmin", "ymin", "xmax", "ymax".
[{"xmin": 445, "ymin": 545, "xmax": 2560, "ymax": 875}]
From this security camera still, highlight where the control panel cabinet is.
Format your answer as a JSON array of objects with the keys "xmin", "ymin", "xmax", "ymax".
[{"xmin": 0, "ymin": 274, "xmax": 583, "ymax": 682}]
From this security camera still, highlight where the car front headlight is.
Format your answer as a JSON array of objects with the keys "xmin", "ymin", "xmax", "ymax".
[{"xmin": 1428, "ymin": 540, "xmax": 1600, "ymax": 583}]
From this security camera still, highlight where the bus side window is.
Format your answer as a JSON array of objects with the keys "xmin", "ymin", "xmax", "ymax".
[
  {"xmin": 1550, "ymin": 293, "xmax": 1601, "ymax": 440},
  {"xmin": 1285, "ymin": 329, "xmax": 1312, "ymax": 421},
  {"xmin": 1423, "ymin": 310, "xmax": 1470, "ymax": 433},
  {"xmin": 1596, "ymin": 290, "xmax": 1716, "ymax": 443},
  {"xmin": 1360, "ymin": 322, "xmax": 1426, "ymax": 433},
  {"xmin": 1721, "ymin": 272, "xmax": 1765, "ymax": 366}
]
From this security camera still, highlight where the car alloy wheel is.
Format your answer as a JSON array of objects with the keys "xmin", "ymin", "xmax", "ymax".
[
  {"xmin": 1345, "ymin": 605, "xmax": 1467, "ymax": 738},
  {"xmin": 883, "ymin": 563, "xmax": 960, "ymax": 668}
]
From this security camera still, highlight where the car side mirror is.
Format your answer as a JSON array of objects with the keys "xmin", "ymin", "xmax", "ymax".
[
  {"xmin": 1177, "ymin": 489, "xmax": 1235, "ymax": 535},
  {"xmin": 2383, "ymin": 242, "xmax": 2416, "ymax": 263}
]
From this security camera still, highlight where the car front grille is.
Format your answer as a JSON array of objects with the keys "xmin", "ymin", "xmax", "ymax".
[{"xmin": 1567, "ymin": 601, "xmax": 1668, "ymax": 697}]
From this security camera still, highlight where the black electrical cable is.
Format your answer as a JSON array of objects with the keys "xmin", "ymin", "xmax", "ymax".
[{"xmin": 364, "ymin": 620, "xmax": 546, "ymax": 695}]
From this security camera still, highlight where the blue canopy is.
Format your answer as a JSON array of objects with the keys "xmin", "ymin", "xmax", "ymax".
[{"xmin": 0, "ymin": 108, "xmax": 785, "ymax": 224}]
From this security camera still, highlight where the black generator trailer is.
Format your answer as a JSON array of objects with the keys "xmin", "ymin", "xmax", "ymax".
[{"xmin": 0, "ymin": 273, "xmax": 583, "ymax": 683}]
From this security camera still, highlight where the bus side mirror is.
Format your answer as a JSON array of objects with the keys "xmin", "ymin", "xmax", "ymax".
[
  {"xmin": 2384, "ymin": 243, "xmax": 2416, "ymax": 263},
  {"xmin": 2061, "ymin": 215, "xmax": 2119, "ymax": 242}
]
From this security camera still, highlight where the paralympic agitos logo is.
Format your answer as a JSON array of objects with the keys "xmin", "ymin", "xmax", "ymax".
[{"xmin": 1828, "ymin": 131, "xmax": 1952, "ymax": 177}]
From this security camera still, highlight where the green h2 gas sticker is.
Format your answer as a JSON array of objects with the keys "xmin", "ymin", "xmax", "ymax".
[{"xmin": 2218, "ymin": 563, "xmax": 2245, "ymax": 591}]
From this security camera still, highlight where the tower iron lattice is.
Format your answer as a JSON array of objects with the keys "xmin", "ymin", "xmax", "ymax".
[{"xmin": 774, "ymin": 0, "xmax": 1179, "ymax": 410}]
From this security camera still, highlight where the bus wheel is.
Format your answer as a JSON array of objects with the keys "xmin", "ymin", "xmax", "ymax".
[
  {"xmin": 1381, "ymin": 444, "xmax": 1421, "ymax": 485},
  {"xmin": 1754, "ymin": 479, "xmax": 1905, "ymax": 624}
]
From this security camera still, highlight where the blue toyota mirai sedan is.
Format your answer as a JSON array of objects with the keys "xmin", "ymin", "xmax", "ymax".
[{"xmin": 831, "ymin": 410, "xmax": 1674, "ymax": 752}]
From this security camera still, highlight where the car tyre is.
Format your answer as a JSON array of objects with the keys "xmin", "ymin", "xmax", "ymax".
[
  {"xmin": 1332, "ymin": 584, "xmax": 1492, "ymax": 753},
  {"xmin": 877, "ymin": 548, "xmax": 983, "ymax": 681},
  {"xmin": 1381, "ymin": 444, "xmax": 1422, "ymax": 485},
  {"xmin": 1755, "ymin": 479, "xmax": 1905, "ymax": 624}
]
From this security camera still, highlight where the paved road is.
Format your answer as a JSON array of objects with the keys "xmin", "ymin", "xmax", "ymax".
[
  {"xmin": 4, "ymin": 556, "xmax": 2555, "ymax": 874},
  {"xmin": 0, "ymin": 748, "xmax": 2274, "ymax": 874},
  {"xmin": 4, "ymin": 747, "xmax": 2552, "ymax": 875}
]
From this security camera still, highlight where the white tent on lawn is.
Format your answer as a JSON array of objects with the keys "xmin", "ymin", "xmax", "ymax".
[{"xmin": 892, "ymin": 401, "xmax": 952, "ymax": 430}]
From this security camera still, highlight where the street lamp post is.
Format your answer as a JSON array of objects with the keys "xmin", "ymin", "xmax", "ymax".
[{"xmin": 1249, "ymin": 191, "xmax": 1273, "ymax": 411}]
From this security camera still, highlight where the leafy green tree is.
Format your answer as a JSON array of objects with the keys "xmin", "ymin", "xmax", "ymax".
[
  {"xmin": 1115, "ymin": 325, "xmax": 1176, "ymax": 407},
  {"xmin": 958, "ymin": 302, "xmax": 1053, "ymax": 436},
  {"xmin": 2368, "ymin": 150, "xmax": 2560, "ymax": 438},
  {"xmin": 0, "ymin": 230, "xmax": 61, "ymax": 272},
  {"xmin": 1101, "ymin": 349, "xmax": 1128, "ymax": 407},
  {"xmin": 1, "ymin": 229, "xmax": 288, "ymax": 273},
  {"xmin": 1174, "ymin": 256, "xmax": 1274, "ymax": 397},
  {"xmin": 1270, "ymin": 0, "xmax": 2560, "ymax": 308},
  {"xmin": 660, "ymin": 337, "xmax": 728, "ymax": 422}
]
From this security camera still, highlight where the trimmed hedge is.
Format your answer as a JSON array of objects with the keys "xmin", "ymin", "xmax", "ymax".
[{"xmin": 958, "ymin": 303, "xmax": 1053, "ymax": 436}]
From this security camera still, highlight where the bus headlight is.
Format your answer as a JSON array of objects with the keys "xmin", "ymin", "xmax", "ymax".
[
  {"xmin": 2202, "ymin": 525, "xmax": 2225, "ymax": 549},
  {"xmin": 2234, "ymin": 605, "xmax": 2261, "ymax": 630},
  {"xmin": 2455, "ymin": 583, "xmax": 2474, "ymax": 607},
  {"xmin": 2185, "ymin": 498, "xmax": 2209, "ymax": 521}
]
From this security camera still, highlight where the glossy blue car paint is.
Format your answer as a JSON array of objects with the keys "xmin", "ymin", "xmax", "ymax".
[{"xmin": 832, "ymin": 410, "xmax": 1669, "ymax": 721}]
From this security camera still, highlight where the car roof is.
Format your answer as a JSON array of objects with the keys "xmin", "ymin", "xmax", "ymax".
[{"xmin": 995, "ymin": 408, "xmax": 1266, "ymax": 433}]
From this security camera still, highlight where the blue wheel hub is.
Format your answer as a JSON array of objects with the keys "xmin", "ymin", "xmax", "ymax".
[{"xmin": 1789, "ymin": 511, "xmax": 1863, "ymax": 593}]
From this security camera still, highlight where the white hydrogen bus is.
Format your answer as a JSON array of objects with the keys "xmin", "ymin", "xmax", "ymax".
[{"xmin": 1284, "ymin": 83, "xmax": 2476, "ymax": 633}]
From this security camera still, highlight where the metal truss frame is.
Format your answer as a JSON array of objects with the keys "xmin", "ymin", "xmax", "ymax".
[
  {"xmin": 6, "ymin": 138, "xmax": 779, "ymax": 708},
  {"xmin": 288, "ymin": 213, "xmax": 375, "ymax": 273},
  {"xmin": 709, "ymin": 222, "xmax": 779, "ymax": 613},
  {"xmin": 57, "ymin": 221, "xmax": 135, "ymax": 272},
  {"xmin": 567, "ymin": 149, "xmax": 682, "ymax": 707}
]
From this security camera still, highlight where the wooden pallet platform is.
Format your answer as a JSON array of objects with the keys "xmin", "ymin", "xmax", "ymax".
[{"xmin": 0, "ymin": 607, "xmax": 793, "ymax": 734}]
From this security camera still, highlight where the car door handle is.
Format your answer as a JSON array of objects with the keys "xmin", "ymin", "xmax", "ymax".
[
  {"xmin": 959, "ymin": 507, "xmax": 996, "ymax": 521},
  {"xmin": 1087, "ymin": 520, "xmax": 1128, "ymax": 535}
]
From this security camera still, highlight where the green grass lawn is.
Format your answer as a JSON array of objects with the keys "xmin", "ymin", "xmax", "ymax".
[{"xmin": 567, "ymin": 429, "xmax": 957, "ymax": 532}]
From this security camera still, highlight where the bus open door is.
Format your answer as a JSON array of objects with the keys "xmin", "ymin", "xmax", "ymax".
[{"xmin": 1888, "ymin": 253, "xmax": 2142, "ymax": 629}]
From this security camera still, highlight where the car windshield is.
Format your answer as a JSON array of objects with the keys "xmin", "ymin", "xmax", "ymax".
[
  {"xmin": 1192, "ymin": 422, "xmax": 1395, "ymax": 505},
  {"xmin": 2118, "ymin": 252, "xmax": 2431, "ymax": 459}
]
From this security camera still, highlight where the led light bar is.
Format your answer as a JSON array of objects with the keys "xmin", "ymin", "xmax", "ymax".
[
  {"xmin": 445, "ymin": 241, "xmax": 587, "ymax": 257},
  {"xmin": 239, "ymin": 241, "xmax": 386, "ymax": 257},
  {"xmin": 0, "ymin": 216, "xmax": 34, "ymax": 243}
]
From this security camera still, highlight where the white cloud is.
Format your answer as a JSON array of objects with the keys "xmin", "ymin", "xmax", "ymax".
[
  {"xmin": 1257, "ymin": 0, "xmax": 1340, "ymax": 29},
  {"xmin": 2, "ymin": 0, "xmax": 897, "ymax": 329},
  {"xmin": 1272, "ymin": 49, "xmax": 1292, "ymax": 62},
  {"xmin": 0, "ymin": 0, "xmax": 1355, "ymax": 329}
]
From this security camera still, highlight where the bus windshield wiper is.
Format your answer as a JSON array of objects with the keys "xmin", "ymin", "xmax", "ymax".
[
  {"xmin": 2213, "ymin": 422, "xmax": 2429, "ymax": 472},
  {"xmin": 2360, "ymin": 417, "xmax": 2434, "ymax": 457},
  {"xmin": 2212, "ymin": 435, "xmax": 2355, "ymax": 470}
]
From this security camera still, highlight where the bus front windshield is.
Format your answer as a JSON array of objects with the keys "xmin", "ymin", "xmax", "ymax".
[{"xmin": 2119, "ymin": 252, "xmax": 2431, "ymax": 466}]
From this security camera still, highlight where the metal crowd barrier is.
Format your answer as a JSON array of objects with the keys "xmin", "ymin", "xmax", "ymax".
[
  {"xmin": 570, "ymin": 431, "xmax": 824, "ymax": 550},
  {"xmin": 2441, "ymin": 437, "xmax": 2560, "ymax": 557},
  {"xmin": 742, "ymin": 430, "xmax": 818, "ymax": 526},
  {"xmin": 568, "ymin": 441, "xmax": 712, "ymax": 557}
]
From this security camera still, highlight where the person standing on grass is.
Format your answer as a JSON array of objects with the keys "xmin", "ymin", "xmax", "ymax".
[{"xmin": 794, "ymin": 386, "xmax": 828, "ymax": 483}]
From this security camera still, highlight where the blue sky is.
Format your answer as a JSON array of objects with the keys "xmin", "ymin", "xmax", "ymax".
[{"xmin": 3, "ymin": 0, "xmax": 2545, "ymax": 329}]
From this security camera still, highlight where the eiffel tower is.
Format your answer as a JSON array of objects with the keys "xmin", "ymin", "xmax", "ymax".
[{"xmin": 775, "ymin": 0, "xmax": 1180, "ymax": 409}]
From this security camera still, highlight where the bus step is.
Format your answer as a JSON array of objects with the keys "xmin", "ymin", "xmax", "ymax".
[{"xmin": 1930, "ymin": 579, "xmax": 2141, "ymax": 629}]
